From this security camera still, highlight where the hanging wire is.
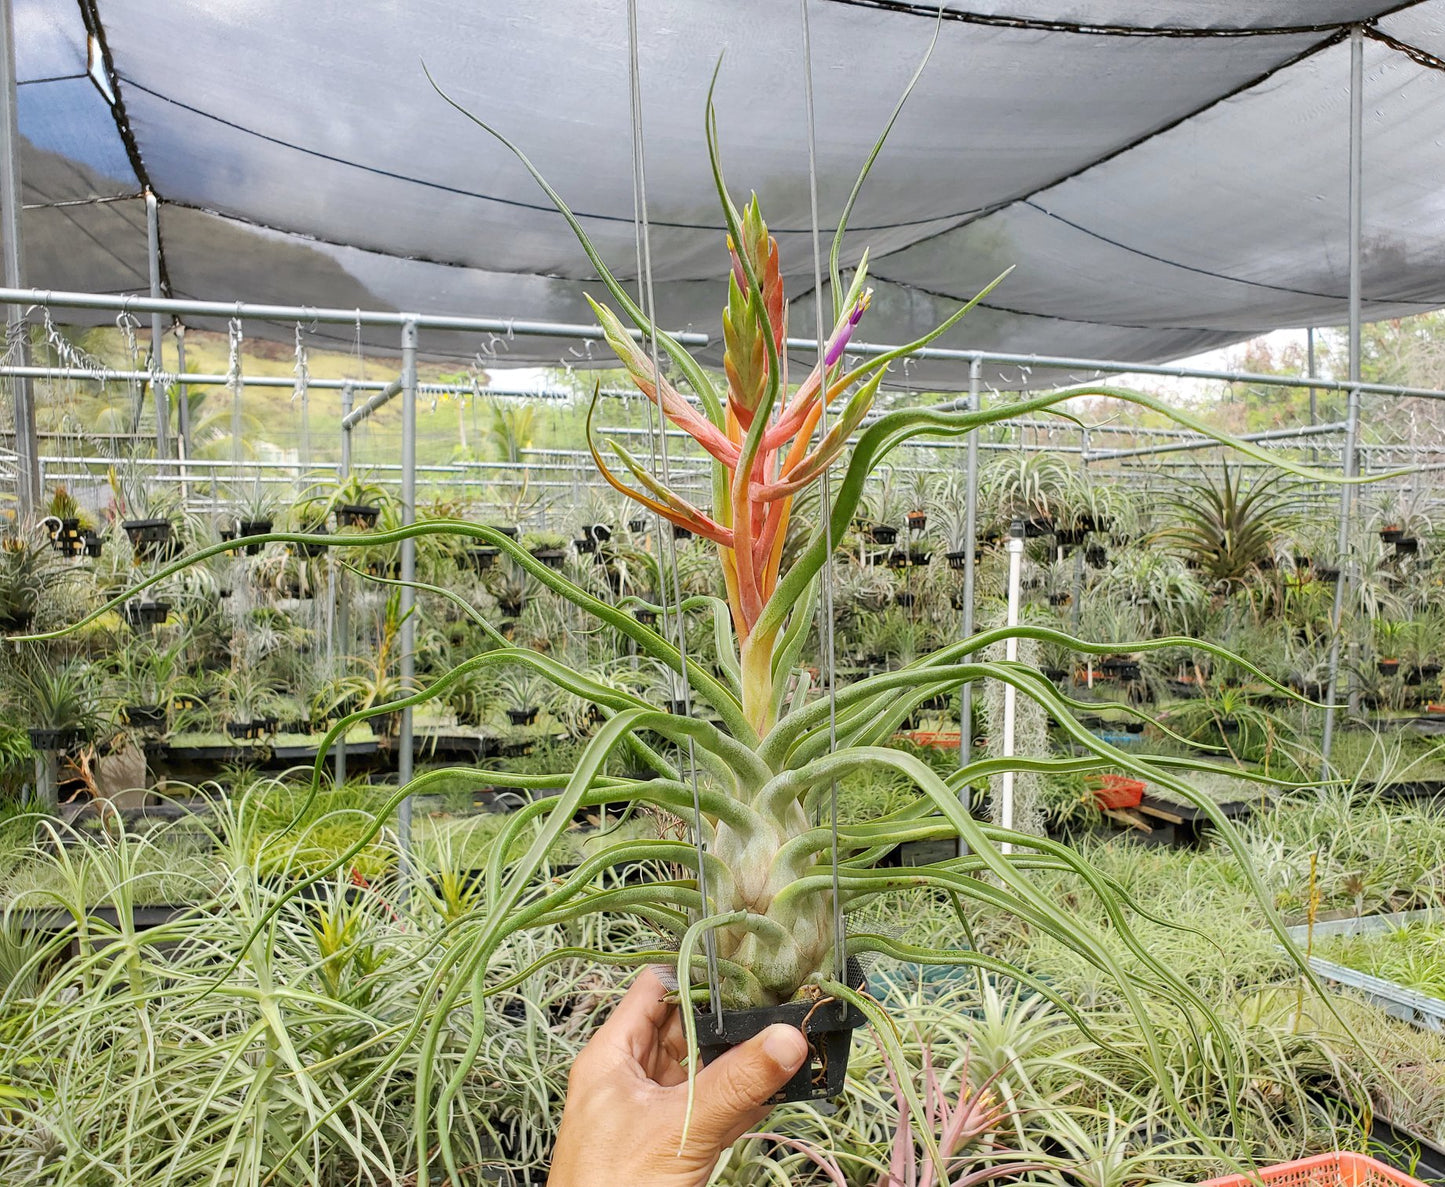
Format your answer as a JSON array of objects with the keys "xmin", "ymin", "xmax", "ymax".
[
  {"xmin": 798, "ymin": 0, "xmax": 849, "ymax": 990},
  {"xmin": 293, "ymin": 325, "xmax": 311, "ymax": 470},
  {"xmin": 625, "ymin": 0, "xmax": 722, "ymax": 1019}
]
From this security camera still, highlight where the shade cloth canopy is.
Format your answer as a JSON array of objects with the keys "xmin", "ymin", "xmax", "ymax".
[{"xmin": 13, "ymin": 0, "xmax": 1445, "ymax": 386}]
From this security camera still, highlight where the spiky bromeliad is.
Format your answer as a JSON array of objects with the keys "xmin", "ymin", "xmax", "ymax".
[{"xmin": 28, "ymin": 80, "xmax": 1388, "ymax": 1186}]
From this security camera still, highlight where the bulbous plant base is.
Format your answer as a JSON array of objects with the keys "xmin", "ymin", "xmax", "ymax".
[{"xmin": 694, "ymin": 997, "xmax": 867, "ymax": 1103}]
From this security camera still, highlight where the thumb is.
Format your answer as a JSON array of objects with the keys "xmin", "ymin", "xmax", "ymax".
[{"xmin": 688, "ymin": 1024, "xmax": 810, "ymax": 1146}]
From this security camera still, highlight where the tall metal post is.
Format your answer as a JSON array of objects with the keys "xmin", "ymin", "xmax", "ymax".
[
  {"xmin": 957, "ymin": 358, "xmax": 981, "ymax": 853},
  {"xmin": 334, "ymin": 383, "xmax": 353, "ymax": 791},
  {"xmin": 145, "ymin": 189, "xmax": 170, "ymax": 461},
  {"xmin": 397, "ymin": 321, "xmax": 418, "ymax": 872},
  {"xmin": 1321, "ymin": 26, "xmax": 1364, "ymax": 773},
  {"xmin": 0, "ymin": 0, "xmax": 38, "ymax": 515}
]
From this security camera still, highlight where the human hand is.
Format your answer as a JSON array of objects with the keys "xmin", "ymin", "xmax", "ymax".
[{"xmin": 547, "ymin": 968, "xmax": 810, "ymax": 1187}]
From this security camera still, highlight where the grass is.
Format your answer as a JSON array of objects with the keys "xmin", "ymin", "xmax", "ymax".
[{"xmin": 1318, "ymin": 919, "xmax": 1445, "ymax": 1000}]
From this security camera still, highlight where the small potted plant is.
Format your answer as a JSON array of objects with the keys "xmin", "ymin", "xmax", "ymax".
[
  {"xmin": 22, "ymin": 661, "xmax": 103, "ymax": 753},
  {"xmin": 521, "ymin": 529, "xmax": 569, "ymax": 570},
  {"xmin": 904, "ymin": 470, "xmax": 936, "ymax": 533},
  {"xmin": 111, "ymin": 638, "xmax": 183, "ymax": 734},
  {"xmin": 861, "ymin": 466, "xmax": 906, "ymax": 545},
  {"xmin": 1374, "ymin": 617, "xmax": 1407, "ymax": 677},
  {"xmin": 228, "ymin": 482, "xmax": 280, "ymax": 554},
  {"xmin": 333, "ymin": 472, "xmax": 390, "ymax": 529},
  {"xmin": 0, "ymin": 529, "xmax": 67, "ymax": 632},
  {"xmin": 498, "ymin": 670, "xmax": 547, "ymax": 728},
  {"xmin": 221, "ymin": 667, "xmax": 282, "ymax": 740},
  {"xmin": 110, "ymin": 465, "xmax": 182, "ymax": 563}
]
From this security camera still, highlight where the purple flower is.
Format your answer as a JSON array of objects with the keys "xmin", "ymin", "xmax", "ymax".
[{"xmin": 824, "ymin": 289, "xmax": 872, "ymax": 367}]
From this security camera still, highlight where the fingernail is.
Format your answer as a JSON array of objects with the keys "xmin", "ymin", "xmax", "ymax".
[{"xmin": 762, "ymin": 1025, "xmax": 808, "ymax": 1071}]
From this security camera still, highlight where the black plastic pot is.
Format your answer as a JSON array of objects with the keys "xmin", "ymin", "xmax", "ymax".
[
  {"xmin": 122, "ymin": 704, "xmax": 168, "ymax": 730},
  {"xmin": 336, "ymin": 504, "xmax": 380, "ymax": 529},
  {"xmin": 1053, "ymin": 528, "xmax": 1086, "ymax": 547},
  {"xmin": 27, "ymin": 726, "xmax": 86, "ymax": 751},
  {"xmin": 887, "ymin": 550, "xmax": 909, "ymax": 570},
  {"xmin": 124, "ymin": 601, "xmax": 171, "ymax": 629},
  {"xmin": 1085, "ymin": 545, "xmax": 1107, "ymax": 568},
  {"xmin": 1378, "ymin": 658, "xmax": 1401, "ymax": 676},
  {"xmin": 945, "ymin": 549, "xmax": 968, "ymax": 571},
  {"xmin": 82, "ymin": 531, "xmax": 103, "ymax": 558},
  {"xmin": 1024, "ymin": 516, "xmax": 1054, "ymax": 538},
  {"xmin": 694, "ymin": 998, "xmax": 866, "ymax": 1103},
  {"xmin": 1042, "ymin": 666, "xmax": 1069, "ymax": 683},
  {"xmin": 461, "ymin": 546, "xmax": 498, "ymax": 573},
  {"xmin": 226, "ymin": 718, "xmax": 277, "ymax": 740},
  {"xmin": 1380, "ymin": 526, "xmax": 1405, "ymax": 544},
  {"xmin": 1315, "ymin": 566, "xmax": 1341, "ymax": 582},
  {"xmin": 530, "ymin": 547, "xmax": 567, "ymax": 569},
  {"xmin": 1396, "ymin": 537, "xmax": 1420, "ymax": 555},
  {"xmin": 573, "ymin": 536, "xmax": 596, "ymax": 554},
  {"xmin": 672, "ymin": 524, "xmax": 693, "ymax": 540},
  {"xmin": 895, "ymin": 591, "xmax": 916, "ymax": 608},
  {"xmin": 238, "ymin": 519, "xmax": 272, "ymax": 555},
  {"xmin": 634, "ymin": 607, "xmax": 658, "ymax": 627},
  {"xmin": 122, "ymin": 518, "xmax": 176, "ymax": 562},
  {"xmin": 906, "ymin": 511, "xmax": 927, "ymax": 532},
  {"xmin": 506, "ymin": 707, "xmax": 539, "ymax": 727},
  {"xmin": 498, "ymin": 597, "xmax": 525, "ymax": 618},
  {"xmin": 1048, "ymin": 592, "xmax": 1071, "ymax": 606},
  {"xmin": 867, "ymin": 524, "xmax": 898, "ymax": 545},
  {"xmin": 588, "ymin": 523, "xmax": 612, "ymax": 544},
  {"xmin": 293, "ymin": 521, "xmax": 330, "ymax": 557},
  {"xmin": 628, "ymin": 516, "xmax": 647, "ymax": 533}
]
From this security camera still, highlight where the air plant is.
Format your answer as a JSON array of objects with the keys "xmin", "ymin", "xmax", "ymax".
[
  {"xmin": 744, "ymin": 1037, "xmax": 1046, "ymax": 1187},
  {"xmin": 24, "ymin": 68, "xmax": 1390, "ymax": 1187}
]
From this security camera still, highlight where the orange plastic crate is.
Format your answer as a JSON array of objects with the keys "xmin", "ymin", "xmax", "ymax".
[
  {"xmin": 1201, "ymin": 1152, "xmax": 1427, "ymax": 1187},
  {"xmin": 1087, "ymin": 774, "xmax": 1146, "ymax": 809},
  {"xmin": 900, "ymin": 730, "xmax": 961, "ymax": 749}
]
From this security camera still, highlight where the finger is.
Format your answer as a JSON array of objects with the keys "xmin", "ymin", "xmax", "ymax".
[
  {"xmin": 687, "ymin": 1024, "xmax": 809, "ymax": 1148},
  {"xmin": 595, "ymin": 967, "xmax": 675, "ymax": 1063}
]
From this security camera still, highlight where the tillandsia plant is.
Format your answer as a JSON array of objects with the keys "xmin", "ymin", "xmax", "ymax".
[{"xmin": 24, "ymin": 69, "xmax": 1400, "ymax": 1184}]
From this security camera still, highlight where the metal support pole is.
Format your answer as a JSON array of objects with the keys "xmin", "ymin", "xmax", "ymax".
[
  {"xmin": 145, "ymin": 189, "xmax": 170, "ymax": 461},
  {"xmin": 1000, "ymin": 520, "xmax": 1025, "ymax": 854},
  {"xmin": 334, "ymin": 383, "xmax": 353, "ymax": 792},
  {"xmin": 957, "ymin": 358, "xmax": 981, "ymax": 853},
  {"xmin": 1322, "ymin": 26, "xmax": 1365, "ymax": 773},
  {"xmin": 33, "ymin": 750, "xmax": 57, "ymax": 814},
  {"xmin": 0, "ymin": 0, "xmax": 37, "ymax": 515},
  {"xmin": 397, "ymin": 321, "xmax": 418, "ymax": 873}
]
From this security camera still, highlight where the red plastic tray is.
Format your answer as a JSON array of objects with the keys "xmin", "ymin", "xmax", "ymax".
[{"xmin": 1201, "ymin": 1152, "xmax": 1427, "ymax": 1187}]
